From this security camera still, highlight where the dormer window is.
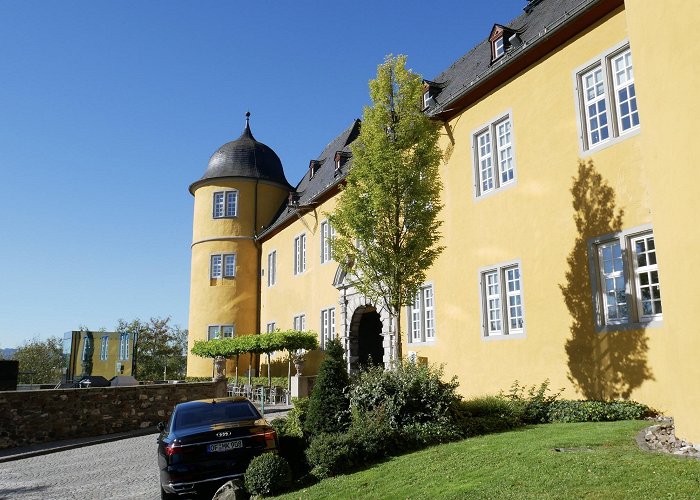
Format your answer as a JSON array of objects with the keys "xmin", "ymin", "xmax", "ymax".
[
  {"xmin": 288, "ymin": 191, "xmax": 300, "ymax": 207},
  {"xmin": 493, "ymin": 37, "xmax": 505, "ymax": 59},
  {"xmin": 334, "ymin": 151, "xmax": 351, "ymax": 173},
  {"xmin": 309, "ymin": 160, "xmax": 321, "ymax": 179},
  {"xmin": 489, "ymin": 24, "xmax": 521, "ymax": 63},
  {"xmin": 422, "ymin": 80, "xmax": 443, "ymax": 110}
]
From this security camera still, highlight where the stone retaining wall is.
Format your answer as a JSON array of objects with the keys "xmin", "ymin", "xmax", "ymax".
[{"xmin": 0, "ymin": 381, "xmax": 227, "ymax": 450}]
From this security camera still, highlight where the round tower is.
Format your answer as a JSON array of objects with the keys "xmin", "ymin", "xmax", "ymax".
[{"xmin": 187, "ymin": 113, "xmax": 291, "ymax": 377}]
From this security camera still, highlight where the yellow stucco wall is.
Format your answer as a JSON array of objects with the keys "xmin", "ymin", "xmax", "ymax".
[
  {"xmin": 623, "ymin": 0, "xmax": 700, "ymax": 442},
  {"xmin": 187, "ymin": 178, "xmax": 289, "ymax": 377},
  {"xmin": 71, "ymin": 331, "xmax": 133, "ymax": 380},
  {"xmin": 259, "ymin": 195, "xmax": 341, "ymax": 375}
]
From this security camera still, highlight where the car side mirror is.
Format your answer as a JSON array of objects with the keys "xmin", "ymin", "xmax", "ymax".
[{"xmin": 156, "ymin": 421, "xmax": 166, "ymax": 432}]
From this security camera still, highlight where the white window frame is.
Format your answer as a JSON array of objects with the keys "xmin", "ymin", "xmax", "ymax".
[
  {"xmin": 320, "ymin": 220, "xmax": 336, "ymax": 264},
  {"xmin": 294, "ymin": 233, "xmax": 306, "ymax": 275},
  {"xmin": 479, "ymin": 260, "xmax": 525, "ymax": 340},
  {"xmin": 574, "ymin": 41, "xmax": 640, "ymax": 154},
  {"xmin": 320, "ymin": 307, "xmax": 336, "ymax": 349},
  {"xmin": 266, "ymin": 322, "xmax": 276, "ymax": 333},
  {"xmin": 589, "ymin": 226, "xmax": 662, "ymax": 331},
  {"xmin": 119, "ymin": 333, "xmax": 130, "ymax": 361},
  {"xmin": 267, "ymin": 250, "xmax": 277, "ymax": 287},
  {"xmin": 407, "ymin": 284, "xmax": 436, "ymax": 344},
  {"xmin": 213, "ymin": 190, "xmax": 238, "ymax": 218},
  {"xmin": 100, "ymin": 335, "xmax": 109, "ymax": 361},
  {"xmin": 422, "ymin": 90, "xmax": 431, "ymax": 109},
  {"xmin": 493, "ymin": 37, "xmax": 505, "ymax": 59},
  {"xmin": 472, "ymin": 111, "xmax": 516, "ymax": 199},
  {"xmin": 293, "ymin": 314, "xmax": 306, "ymax": 331},
  {"xmin": 211, "ymin": 253, "xmax": 236, "ymax": 278},
  {"xmin": 208, "ymin": 324, "xmax": 235, "ymax": 340}
]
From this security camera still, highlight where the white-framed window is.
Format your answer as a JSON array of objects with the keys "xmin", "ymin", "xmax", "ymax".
[
  {"xmin": 320, "ymin": 307, "xmax": 336, "ymax": 349},
  {"xmin": 575, "ymin": 44, "xmax": 640, "ymax": 151},
  {"xmin": 119, "ymin": 333, "xmax": 130, "ymax": 360},
  {"xmin": 320, "ymin": 220, "xmax": 336, "ymax": 264},
  {"xmin": 473, "ymin": 114, "xmax": 515, "ymax": 197},
  {"xmin": 493, "ymin": 37, "xmax": 505, "ymax": 59},
  {"xmin": 213, "ymin": 190, "xmax": 238, "ymax": 218},
  {"xmin": 293, "ymin": 314, "xmax": 306, "ymax": 331},
  {"xmin": 480, "ymin": 262, "xmax": 524, "ymax": 338},
  {"xmin": 100, "ymin": 335, "xmax": 109, "ymax": 361},
  {"xmin": 266, "ymin": 322, "xmax": 276, "ymax": 333},
  {"xmin": 208, "ymin": 325, "xmax": 235, "ymax": 340},
  {"xmin": 408, "ymin": 284, "xmax": 436, "ymax": 343},
  {"xmin": 267, "ymin": 251, "xmax": 277, "ymax": 287},
  {"xmin": 591, "ymin": 228, "xmax": 662, "ymax": 328},
  {"xmin": 422, "ymin": 90, "xmax": 431, "ymax": 109},
  {"xmin": 294, "ymin": 234, "xmax": 306, "ymax": 275},
  {"xmin": 211, "ymin": 254, "xmax": 236, "ymax": 278}
]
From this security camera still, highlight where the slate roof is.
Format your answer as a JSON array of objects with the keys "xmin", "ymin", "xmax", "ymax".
[
  {"xmin": 190, "ymin": 114, "xmax": 290, "ymax": 193},
  {"xmin": 426, "ymin": 0, "xmax": 600, "ymax": 117},
  {"xmin": 258, "ymin": 119, "xmax": 361, "ymax": 237}
]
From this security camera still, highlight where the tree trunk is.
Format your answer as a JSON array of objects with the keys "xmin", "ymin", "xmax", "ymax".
[
  {"xmin": 394, "ymin": 306, "xmax": 403, "ymax": 363},
  {"xmin": 266, "ymin": 353, "xmax": 271, "ymax": 387}
]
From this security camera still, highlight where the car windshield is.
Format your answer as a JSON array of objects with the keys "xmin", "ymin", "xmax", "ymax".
[{"xmin": 174, "ymin": 401, "xmax": 260, "ymax": 429}]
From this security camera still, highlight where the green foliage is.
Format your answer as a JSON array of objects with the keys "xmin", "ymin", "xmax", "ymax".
[
  {"xmin": 547, "ymin": 399, "xmax": 655, "ymax": 423},
  {"xmin": 117, "ymin": 317, "xmax": 187, "ymax": 381},
  {"xmin": 304, "ymin": 339, "xmax": 351, "ymax": 435},
  {"xmin": 13, "ymin": 336, "xmax": 63, "ymax": 384},
  {"xmin": 306, "ymin": 432, "xmax": 354, "ymax": 479},
  {"xmin": 453, "ymin": 396, "xmax": 524, "ymax": 436},
  {"xmin": 244, "ymin": 453, "xmax": 292, "ymax": 496},
  {"xmin": 190, "ymin": 330, "xmax": 318, "ymax": 359},
  {"xmin": 283, "ymin": 397, "xmax": 309, "ymax": 438},
  {"xmin": 328, "ymin": 54, "xmax": 444, "ymax": 359},
  {"xmin": 349, "ymin": 361, "xmax": 460, "ymax": 428},
  {"xmin": 502, "ymin": 379, "xmax": 563, "ymax": 424}
]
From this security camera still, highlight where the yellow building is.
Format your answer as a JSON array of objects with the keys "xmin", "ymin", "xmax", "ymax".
[
  {"xmin": 188, "ymin": 0, "xmax": 700, "ymax": 441},
  {"xmin": 63, "ymin": 330, "xmax": 134, "ymax": 382}
]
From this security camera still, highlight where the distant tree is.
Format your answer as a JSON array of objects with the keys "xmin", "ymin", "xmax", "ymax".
[
  {"xmin": 304, "ymin": 339, "xmax": 351, "ymax": 435},
  {"xmin": 328, "ymin": 55, "xmax": 444, "ymax": 361},
  {"xmin": 12, "ymin": 336, "xmax": 64, "ymax": 384},
  {"xmin": 117, "ymin": 317, "xmax": 187, "ymax": 381}
]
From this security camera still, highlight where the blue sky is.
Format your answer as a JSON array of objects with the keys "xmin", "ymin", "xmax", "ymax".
[{"xmin": 0, "ymin": 0, "xmax": 525, "ymax": 348}]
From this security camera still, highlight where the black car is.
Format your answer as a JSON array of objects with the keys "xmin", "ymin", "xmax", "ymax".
[{"xmin": 156, "ymin": 397, "xmax": 278, "ymax": 498}]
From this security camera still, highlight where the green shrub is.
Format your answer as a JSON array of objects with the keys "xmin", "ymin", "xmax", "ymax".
[
  {"xmin": 244, "ymin": 453, "xmax": 292, "ymax": 496},
  {"xmin": 284, "ymin": 397, "xmax": 309, "ymax": 438},
  {"xmin": 349, "ymin": 361, "xmax": 461, "ymax": 428},
  {"xmin": 503, "ymin": 380, "xmax": 562, "ymax": 424},
  {"xmin": 306, "ymin": 432, "xmax": 354, "ymax": 479},
  {"xmin": 304, "ymin": 339, "xmax": 351, "ymax": 435},
  {"xmin": 453, "ymin": 396, "xmax": 523, "ymax": 436},
  {"xmin": 398, "ymin": 421, "xmax": 463, "ymax": 450},
  {"xmin": 547, "ymin": 399, "xmax": 655, "ymax": 423}
]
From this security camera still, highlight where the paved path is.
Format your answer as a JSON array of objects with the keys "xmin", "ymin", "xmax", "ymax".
[
  {"xmin": 0, "ymin": 406, "xmax": 290, "ymax": 500},
  {"xmin": 0, "ymin": 433, "xmax": 161, "ymax": 500}
]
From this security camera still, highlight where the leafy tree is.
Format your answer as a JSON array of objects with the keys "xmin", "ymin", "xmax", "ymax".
[
  {"xmin": 304, "ymin": 339, "xmax": 351, "ymax": 435},
  {"xmin": 328, "ymin": 55, "xmax": 444, "ymax": 361},
  {"xmin": 117, "ymin": 317, "xmax": 187, "ymax": 381},
  {"xmin": 12, "ymin": 336, "xmax": 64, "ymax": 384}
]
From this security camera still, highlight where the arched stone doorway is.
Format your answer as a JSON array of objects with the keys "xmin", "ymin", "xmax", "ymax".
[{"xmin": 348, "ymin": 305, "xmax": 384, "ymax": 371}]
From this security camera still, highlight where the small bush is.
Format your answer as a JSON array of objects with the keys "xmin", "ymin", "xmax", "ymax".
[
  {"xmin": 349, "ymin": 361, "xmax": 461, "ymax": 429},
  {"xmin": 304, "ymin": 339, "xmax": 351, "ymax": 436},
  {"xmin": 284, "ymin": 397, "xmax": 309, "ymax": 438},
  {"xmin": 503, "ymin": 380, "xmax": 563, "ymax": 424},
  {"xmin": 306, "ymin": 432, "xmax": 354, "ymax": 479},
  {"xmin": 548, "ymin": 399, "xmax": 655, "ymax": 423},
  {"xmin": 244, "ymin": 453, "xmax": 292, "ymax": 496},
  {"xmin": 454, "ymin": 396, "xmax": 523, "ymax": 436}
]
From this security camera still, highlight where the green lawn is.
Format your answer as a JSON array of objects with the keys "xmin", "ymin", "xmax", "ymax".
[{"xmin": 275, "ymin": 421, "xmax": 700, "ymax": 499}]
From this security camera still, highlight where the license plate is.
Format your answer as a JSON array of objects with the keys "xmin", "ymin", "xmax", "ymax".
[{"xmin": 208, "ymin": 440, "xmax": 243, "ymax": 453}]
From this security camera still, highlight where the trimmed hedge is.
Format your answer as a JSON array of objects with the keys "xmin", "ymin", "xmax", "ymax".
[
  {"xmin": 547, "ymin": 399, "xmax": 655, "ymax": 423},
  {"xmin": 244, "ymin": 453, "xmax": 292, "ymax": 496}
]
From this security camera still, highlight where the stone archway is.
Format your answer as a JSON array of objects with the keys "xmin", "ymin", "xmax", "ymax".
[{"xmin": 348, "ymin": 305, "xmax": 384, "ymax": 371}]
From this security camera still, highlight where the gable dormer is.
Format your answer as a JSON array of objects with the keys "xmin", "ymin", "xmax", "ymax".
[
  {"xmin": 334, "ymin": 151, "xmax": 351, "ymax": 174},
  {"xmin": 309, "ymin": 159, "xmax": 322, "ymax": 179},
  {"xmin": 422, "ymin": 80, "xmax": 444, "ymax": 110},
  {"xmin": 490, "ymin": 24, "xmax": 512, "ymax": 62}
]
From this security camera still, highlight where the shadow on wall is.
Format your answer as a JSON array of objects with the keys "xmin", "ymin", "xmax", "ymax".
[{"xmin": 560, "ymin": 160, "xmax": 653, "ymax": 400}]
